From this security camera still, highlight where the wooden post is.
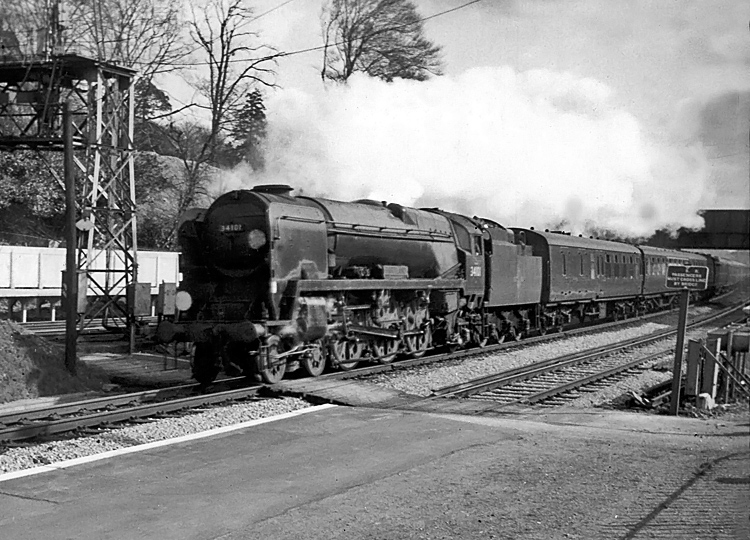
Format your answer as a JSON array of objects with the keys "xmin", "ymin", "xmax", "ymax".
[
  {"xmin": 685, "ymin": 339, "xmax": 702, "ymax": 399},
  {"xmin": 669, "ymin": 289, "xmax": 690, "ymax": 415},
  {"xmin": 723, "ymin": 331, "xmax": 734, "ymax": 402},
  {"xmin": 64, "ymin": 103, "xmax": 78, "ymax": 376},
  {"xmin": 701, "ymin": 337, "xmax": 721, "ymax": 398}
]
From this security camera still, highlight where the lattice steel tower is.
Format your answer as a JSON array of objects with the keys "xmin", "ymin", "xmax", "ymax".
[{"xmin": 0, "ymin": 29, "xmax": 139, "ymax": 360}]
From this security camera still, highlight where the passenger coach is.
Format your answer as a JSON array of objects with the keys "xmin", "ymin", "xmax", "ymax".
[{"xmin": 511, "ymin": 229, "xmax": 642, "ymax": 329}]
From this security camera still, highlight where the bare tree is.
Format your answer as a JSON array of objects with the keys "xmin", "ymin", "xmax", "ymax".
[
  {"xmin": 73, "ymin": 0, "xmax": 187, "ymax": 82},
  {"xmin": 189, "ymin": 0, "xmax": 276, "ymax": 162},
  {"xmin": 1, "ymin": 0, "xmax": 186, "ymax": 82},
  {"xmin": 321, "ymin": 0, "xmax": 443, "ymax": 83}
]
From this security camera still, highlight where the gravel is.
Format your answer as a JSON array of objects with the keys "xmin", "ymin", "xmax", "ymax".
[
  {"xmin": 365, "ymin": 305, "xmax": 731, "ymax": 404},
  {"xmin": 366, "ymin": 321, "xmax": 673, "ymax": 397},
  {"xmin": 0, "ymin": 397, "xmax": 310, "ymax": 475},
  {"xmin": 554, "ymin": 321, "xmax": 736, "ymax": 409}
]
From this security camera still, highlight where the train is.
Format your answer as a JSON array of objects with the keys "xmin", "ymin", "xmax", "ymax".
[{"xmin": 155, "ymin": 184, "xmax": 750, "ymax": 384}]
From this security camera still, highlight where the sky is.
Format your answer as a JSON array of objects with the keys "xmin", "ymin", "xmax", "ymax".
[{"xmin": 189, "ymin": 0, "xmax": 750, "ymax": 236}]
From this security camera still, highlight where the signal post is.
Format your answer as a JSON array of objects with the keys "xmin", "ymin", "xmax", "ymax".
[{"xmin": 666, "ymin": 264, "xmax": 709, "ymax": 415}]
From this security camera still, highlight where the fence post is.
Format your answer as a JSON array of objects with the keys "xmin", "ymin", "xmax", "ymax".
[
  {"xmin": 722, "ymin": 331, "xmax": 734, "ymax": 402},
  {"xmin": 701, "ymin": 336, "xmax": 721, "ymax": 399},
  {"xmin": 685, "ymin": 339, "xmax": 702, "ymax": 400}
]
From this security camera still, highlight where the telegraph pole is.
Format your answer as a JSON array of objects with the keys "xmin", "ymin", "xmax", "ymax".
[{"xmin": 63, "ymin": 103, "xmax": 77, "ymax": 375}]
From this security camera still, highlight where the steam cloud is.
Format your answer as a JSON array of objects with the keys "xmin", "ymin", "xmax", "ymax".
[{"xmin": 241, "ymin": 67, "xmax": 709, "ymax": 236}]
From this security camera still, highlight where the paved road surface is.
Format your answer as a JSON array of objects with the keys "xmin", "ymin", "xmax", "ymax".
[{"xmin": 1, "ymin": 406, "xmax": 748, "ymax": 540}]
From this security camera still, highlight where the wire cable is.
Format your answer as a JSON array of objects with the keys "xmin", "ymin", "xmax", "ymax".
[{"xmin": 146, "ymin": 0, "xmax": 484, "ymax": 68}]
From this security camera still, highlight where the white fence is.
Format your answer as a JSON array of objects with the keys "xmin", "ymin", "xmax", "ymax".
[{"xmin": 0, "ymin": 246, "xmax": 179, "ymax": 298}]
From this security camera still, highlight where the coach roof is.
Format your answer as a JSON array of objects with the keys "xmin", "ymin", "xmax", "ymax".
[{"xmin": 512, "ymin": 228, "xmax": 641, "ymax": 254}]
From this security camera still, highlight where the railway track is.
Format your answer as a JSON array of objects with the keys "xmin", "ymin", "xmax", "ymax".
[
  {"xmin": 317, "ymin": 299, "xmax": 741, "ymax": 387},
  {"xmin": 0, "ymin": 305, "xmax": 661, "ymax": 443},
  {"xmin": 409, "ymin": 302, "xmax": 745, "ymax": 413},
  {"xmin": 323, "ymin": 303, "xmax": 697, "ymax": 380},
  {"xmin": 3, "ymin": 300, "xmax": 742, "ymax": 442},
  {"xmin": 0, "ymin": 308, "xmax": 680, "ymax": 443},
  {"xmin": 0, "ymin": 378, "xmax": 264, "ymax": 443}
]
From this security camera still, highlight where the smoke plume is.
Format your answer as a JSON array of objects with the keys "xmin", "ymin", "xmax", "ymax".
[{"xmin": 242, "ymin": 67, "xmax": 709, "ymax": 236}]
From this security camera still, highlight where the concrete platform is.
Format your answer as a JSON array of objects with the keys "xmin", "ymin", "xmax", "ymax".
[{"xmin": 0, "ymin": 406, "xmax": 747, "ymax": 540}]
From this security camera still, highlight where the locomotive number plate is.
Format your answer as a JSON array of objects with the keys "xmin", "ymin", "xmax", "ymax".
[
  {"xmin": 469, "ymin": 266, "xmax": 482, "ymax": 277},
  {"xmin": 220, "ymin": 223, "xmax": 245, "ymax": 233}
]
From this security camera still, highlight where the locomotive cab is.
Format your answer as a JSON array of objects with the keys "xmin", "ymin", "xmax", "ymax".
[{"xmin": 425, "ymin": 209, "xmax": 485, "ymax": 301}]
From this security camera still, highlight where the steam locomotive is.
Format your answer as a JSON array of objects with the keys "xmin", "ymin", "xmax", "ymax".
[{"xmin": 155, "ymin": 184, "xmax": 749, "ymax": 384}]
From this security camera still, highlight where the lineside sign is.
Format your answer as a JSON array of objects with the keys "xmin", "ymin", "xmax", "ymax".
[{"xmin": 666, "ymin": 265, "xmax": 709, "ymax": 290}]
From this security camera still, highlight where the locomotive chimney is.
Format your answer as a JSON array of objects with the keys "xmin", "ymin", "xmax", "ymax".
[{"xmin": 252, "ymin": 184, "xmax": 294, "ymax": 195}]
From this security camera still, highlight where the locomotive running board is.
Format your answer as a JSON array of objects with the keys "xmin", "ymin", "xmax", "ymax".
[{"xmin": 296, "ymin": 278, "xmax": 464, "ymax": 292}]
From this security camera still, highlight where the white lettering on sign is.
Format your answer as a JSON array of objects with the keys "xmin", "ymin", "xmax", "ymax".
[
  {"xmin": 469, "ymin": 266, "xmax": 482, "ymax": 278},
  {"xmin": 666, "ymin": 265, "xmax": 709, "ymax": 291}
]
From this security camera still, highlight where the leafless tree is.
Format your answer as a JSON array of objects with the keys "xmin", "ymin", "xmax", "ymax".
[
  {"xmin": 73, "ymin": 0, "xmax": 187, "ymax": 82},
  {"xmin": 1, "ymin": 0, "xmax": 186, "ymax": 83},
  {"xmin": 321, "ymin": 0, "xmax": 443, "ymax": 83},
  {"xmin": 189, "ymin": 0, "xmax": 277, "ymax": 161},
  {"xmin": 0, "ymin": 0, "xmax": 58, "ymax": 57}
]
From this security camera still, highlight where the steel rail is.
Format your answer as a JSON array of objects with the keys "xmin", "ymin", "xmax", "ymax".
[
  {"xmin": 4, "ymin": 301, "xmax": 742, "ymax": 441},
  {"xmin": 517, "ymin": 350, "xmax": 669, "ymax": 405},
  {"xmin": 0, "ymin": 382, "xmax": 207, "ymax": 425},
  {"xmin": 428, "ymin": 302, "xmax": 744, "ymax": 402},
  {"xmin": 0, "ymin": 383, "xmax": 260, "ymax": 443},
  {"xmin": 431, "ymin": 333, "xmax": 675, "ymax": 399}
]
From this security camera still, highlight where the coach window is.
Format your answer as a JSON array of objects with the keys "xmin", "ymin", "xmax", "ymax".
[
  {"xmin": 580, "ymin": 253, "xmax": 585, "ymax": 276},
  {"xmin": 605, "ymin": 254, "xmax": 611, "ymax": 277},
  {"xmin": 562, "ymin": 252, "xmax": 567, "ymax": 275}
]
